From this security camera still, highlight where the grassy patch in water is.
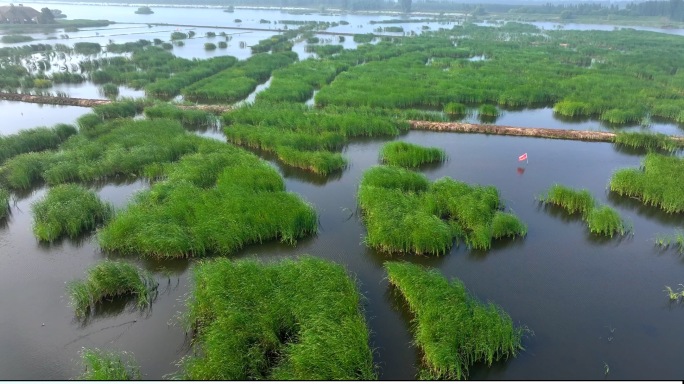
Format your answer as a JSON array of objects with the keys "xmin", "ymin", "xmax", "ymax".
[
  {"xmin": 78, "ymin": 348, "xmax": 140, "ymax": 380},
  {"xmin": 0, "ymin": 188, "xmax": 9, "ymax": 220},
  {"xmin": 385, "ymin": 261, "xmax": 523, "ymax": 380},
  {"xmin": 609, "ymin": 153, "xmax": 684, "ymax": 214},
  {"xmin": 32, "ymin": 184, "xmax": 113, "ymax": 242},
  {"xmin": 144, "ymin": 104, "xmax": 216, "ymax": 129},
  {"xmin": 0, "ymin": 124, "xmax": 76, "ymax": 165},
  {"xmin": 358, "ymin": 166, "xmax": 525, "ymax": 254},
  {"xmin": 379, "ymin": 141, "xmax": 445, "ymax": 168},
  {"xmin": 655, "ymin": 230, "xmax": 684, "ymax": 254},
  {"xmin": 67, "ymin": 260, "xmax": 157, "ymax": 318},
  {"xmin": 182, "ymin": 256, "xmax": 375, "ymax": 380},
  {"xmin": 613, "ymin": 132, "xmax": 681, "ymax": 153},
  {"xmin": 540, "ymin": 184, "xmax": 627, "ymax": 237},
  {"xmin": 98, "ymin": 141, "xmax": 317, "ymax": 258}
]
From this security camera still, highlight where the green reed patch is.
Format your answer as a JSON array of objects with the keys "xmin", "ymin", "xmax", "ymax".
[
  {"xmin": 540, "ymin": 184, "xmax": 627, "ymax": 237},
  {"xmin": 0, "ymin": 124, "xmax": 76, "ymax": 164},
  {"xmin": 144, "ymin": 104, "xmax": 215, "ymax": 129},
  {"xmin": 0, "ymin": 188, "xmax": 9, "ymax": 220},
  {"xmin": 182, "ymin": 256, "xmax": 375, "ymax": 380},
  {"xmin": 98, "ymin": 140, "xmax": 317, "ymax": 258},
  {"xmin": 67, "ymin": 260, "xmax": 157, "ymax": 318},
  {"xmin": 145, "ymin": 56, "xmax": 237, "ymax": 99},
  {"xmin": 655, "ymin": 230, "xmax": 684, "ymax": 254},
  {"xmin": 358, "ymin": 166, "xmax": 525, "ymax": 254},
  {"xmin": 609, "ymin": 153, "xmax": 684, "ymax": 214},
  {"xmin": 385, "ymin": 262, "xmax": 524, "ymax": 380},
  {"xmin": 78, "ymin": 348, "xmax": 141, "ymax": 380},
  {"xmin": 379, "ymin": 141, "xmax": 445, "ymax": 168},
  {"xmin": 32, "ymin": 184, "xmax": 113, "ymax": 242},
  {"xmin": 613, "ymin": 132, "xmax": 681, "ymax": 153},
  {"xmin": 0, "ymin": 119, "xmax": 200, "ymax": 190}
]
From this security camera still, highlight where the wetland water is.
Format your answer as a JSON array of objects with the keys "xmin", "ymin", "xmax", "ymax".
[{"xmin": 2, "ymin": 4, "xmax": 684, "ymax": 380}]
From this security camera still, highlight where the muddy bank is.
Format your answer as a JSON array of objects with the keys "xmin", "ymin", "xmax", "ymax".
[{"xmin": 0, "ymin": 92, "xmax": 111, "ymax": 107}]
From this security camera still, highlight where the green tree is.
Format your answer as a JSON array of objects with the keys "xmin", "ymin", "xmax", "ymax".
[{"xmin": 38, "ymin": 8, "xmax": 55, "ymax": 24}]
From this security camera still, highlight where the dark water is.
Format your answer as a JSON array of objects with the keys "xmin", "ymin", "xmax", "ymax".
[{"xmin": 2, "ymin": 127, "xmax": 684, "ymax": 379}]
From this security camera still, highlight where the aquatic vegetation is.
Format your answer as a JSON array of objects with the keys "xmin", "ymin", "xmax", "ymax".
[
  {"xmin": 78, "ymin": 348, "xmax": 140, "ymax": 380},
  {"xmin": 92, "ymin": 99, "xmax": 146, "ymax": 120},
  {"xmin": 655, "ymin": 230, "xmax": 684, "ymax": 254},
  {"xmin": 478, "ymin": 104, "xmax": 500, "ymax": 118},
  {"xmin": 1, "ymin": 35, "xmax": 33, "ymax": 43},
  {"xmin": 32, "ymin": 184, "xmax": 113, "ymax": 242},
  {"xmin": 443, "ymin": 102, "xmax": 466, "ymax": 116},
  {"xmin": 385, "ymin": 261, "xmax": 524, "ymax": 380},
  {"xmin": 540, "ymin": 184, "xmax": 627, "ymax": 237},
  {"xmin": 67, "ymin": 260, "xmax": 157, "ymax": 318},
  {"xmin": 101, "ymin": 83, "xmax": 119, "ymax": 99},
  {"xmin": 182, "ymin": 52, "xmax": 298, "ymax": 103},
  {"xmin": 145, "ymin": 56, "xmax": 237, "ymax": 99},
  {"xmin": 98, "ymin": 140, "xmax": 317, "ymax": 258},
  {"xmin": 144, "ymin": 104, "xmax": 215, "ymax": 129},
  {"xmin": 610, "ymin": 153, "xmax": 684, "ymax": 213},
  {"xmin": 0, "ymin": 124, "xmax": 76, "ymax": 164},
  {"xmin": 0, "ymin": 188, "xmax": 9, "ymax": 220},
  {"xmin": 613, "ymin": 132, "xmax": 681, "ymax": 153},
  {"xmin": 663, "ymin": 284, "xmax": 684, "ymax": 301},
  {"xmin": 358, "ymin": 166, "xmax": 525, "ymax": 253},
  {"xmin": 379, "ymin": 141, "xmax": 445, "ymax": 168},
  {"xmin": 204, "ymin": 43, "xmax": 217, "ymax": 51},
  {"xmin": 182, "ymin": 256, "xmax": 375, "ymax": 380},
  {"xmin": 73, "ymin": 42, "xmax": 101, "ymax": 55},
  {"xmin": 256, "ymin": 59, "xmax": 346, "ymax": 103}
]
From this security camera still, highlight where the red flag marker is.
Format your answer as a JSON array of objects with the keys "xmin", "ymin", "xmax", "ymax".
[{"xmin": 518, "ymin": 153, "xmax": 528, "ymax": 161}]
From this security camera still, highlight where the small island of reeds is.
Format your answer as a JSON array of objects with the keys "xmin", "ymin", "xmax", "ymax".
[
  {"xmin": 358, "ymin": 165, "xmax": 526, "ymax": 254},
  {"xmin": 655, "ymin": 230, "xmax": 684, "ymax": 254},
  {"xmin": 32, "ymin": 184, "xmax": 113, "ymax": 242},
  {"xmin": 539, "ymin": 184, "xmax": 627, "ymax": 237},
  {"xmin": 0, "ymin": 188, "xmax": 9, "ymax": 220},
  {"xmin": 385, "ymin": 261, "xmax": 524, "ymax": 379},
  {"xmin": 379, "ymin": 141, "xmax": 446, "ymax": 168},
  {"xmin": 78, "ymin": 348, "xmax": 141, "ymax": 380},
  {"xmin": 613, "ymin": 132, "xmax": 682, "ymax": 153},
  {"xmin": 182, "ymin": 256, "xmax": 375, "ymax": 380},
  {"xmin": 67, "ymin": 260, "xmax": 158, "ymax": 318},
  {"xmin": 610, "ymin": 153, "xmax": 684, "ymax": 214}
]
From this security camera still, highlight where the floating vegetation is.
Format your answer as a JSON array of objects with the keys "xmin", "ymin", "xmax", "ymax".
[
  {"xmin": 358, "ymin": 166, "xmax": 526, "ymax": 254},
  {"xmin": 100, "ymin": 83, "xmax": 119, "ymax": 99},
  {"xmin": 610, "ymin": 153, "xmax": 684, "ymax": 214},
  {"xmin": 182, "ymin": 256, "xmax": 375, "ymax": 380},
  {"xmin": 385, "ymin": 262, "xmax": 524, "ymax": 380},
  {"xmin": 379, "ymin": 141, "xmax": 446, "ymax": 168},
  {"xmin": 540, "ymin": 184, "xmax": 627, "ymax": 237},
  {"xmin": 613, "ymin": 132, "xmax": 681, "ymax": 153},
  {"xmin": 0, "ymin": 124, "xmax": 76, "ymax": 165},
  {"xmin": 98, "ymin": 140, "xmax": 316, "ymax": 258},
  {"xmin": 478, "ymin": 104, "xmax": 500, "ymax": 118},
  {"xmin": 0, "ymin": 188, "xmax": 9, "ymax": 220},
  {"xmin": 443, "ymin": 102, "xmax": 466, "ymax": 116},
  {"xmin": 67, "ymin": 260, "xmax": 157, "ymax": 318},
  {"xmin": 32, "ymin": 184, "xmax": 113, "ymax": 242},
  {"xmin": 655, "ymin": 230, "xmax": 684, "ymax": 254},
  {"xmin": 204, "ymin": 43, "xmax": 217, "ymax": 51},
  {"xmin": 78, "ymin": 348, "xmax": 141, "ymax": 380}
]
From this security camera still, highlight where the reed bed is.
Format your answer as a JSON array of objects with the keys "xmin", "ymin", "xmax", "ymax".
[
  {"xmin": 32, "ymin": 184, "xmax": 113, "ymax": 242},
  {"xmin": 0, "ymin": 124, "xmax": 76, "ymax": 165},
  {"xmin": 379, "ymin": 141, "xmax": 446, "ymax": 168},
  {"xmin": 256, "ymin": 59, "xmax": 346, "ymax": 103},
  {"xmin": 145, "ymin": 56, "xmax": 237, "ymax": 99},
  {"xmin": 0, "ymin": 188, "xmax": 9, "ymax": 220},
  {"xmin": 358, "ymin": 166, "xmax": 525, "ymax": 254},
  {"xmin": 385, "ymin": 262, "xmax": 524, "ymax": 380},
  {"xmin": 78, "ymin": 348, "xmax": 140, "ymax": 380},
  {"xmin": 540, "ymin": 184, "xmax": 627, "ymax": 237},
  {"xmin": 0, "ymin": 119, "xmax": 199, "ymax": 190},
  {"xmin": 67, "ymin": 260, "xmax": 157, "ymax": 318},
  {"xmin": 655, "ymin": 230, "xmax": 684, "ymax": 254},
  {"xmin": 144, "ymin": 104, "xmax": 215, "ymax": 129},
  {"xmin": 610, "ymin": 153, "xmax": 684, "ymax": 214},
  {"xmin": 613, "ymin": 132, "xmax": 681, "ymax": 153},
  {"xmin": 182, "ymin": 256, "xmax": 375, "ymax": 380},
  {"xmin": 98, "ymin": 141, "xmax": 317, "ymax": 258}
]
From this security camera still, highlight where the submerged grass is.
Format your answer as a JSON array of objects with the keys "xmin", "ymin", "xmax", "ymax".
[
  {"xmin": 379, "ymin": 141, "xmax": 446, "ymax": 168},
  {"xmin": 358, "ymin": 166, "xmax": 525, "ymax": 254},
  {"xmin": 610, "ymin": 153, "xmax": 684, "ymax": 214},
  {"xmin": 182, "ymin": 256, "xmax": 375, "ymax": 380},
  {"xmin": 540, "ymin": 184, "xmax": 627, "ymax": 237},
  {"xmin": 32, "ymin": 184, "xmax": 113, "ymax": 242},
  {"xmin": 385, "ymin": 261, "xmax": 523, "ymax": 380},
  {"xmin": 98, "ymin": 140, "xmax": 317, "ymax": 258},
  {"xmin": 67, "ymin": 260, "xmax": 157, "ymax": 318},
  {"xmin": 655, "ymin": 230, "xmax": 684, "ymax": 254},
  {"xmin": 79, "ymin": 348, "xmax": 141, "ymax": 380}
]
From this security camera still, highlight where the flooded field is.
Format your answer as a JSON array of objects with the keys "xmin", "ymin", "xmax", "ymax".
[{"xmin": 2, "ymin": 3, "xmax": 684, "ymax": 380}]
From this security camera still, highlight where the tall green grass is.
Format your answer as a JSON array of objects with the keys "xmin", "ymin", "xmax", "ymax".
[
  {"xmin": 67, "ymin": 260, "xmax": 157, "ymax": 318},
  {"xmin": 0, "ymin": 124, "xmax": 76, "ymax": 164},
  {"xmin": 144, "ymin": 104, "xmax": 215, "ymax": 129},
  {"xmin": 358, "ymin": 166, "xmax": 525, "ymax": 253},
  {"xmin": 32, "ymin": 184, "xmax": 113, "ymax": 242},
  {"xmin": 655, "ymin": 230, "xmax": 684, "ymax": 254},
  {"xmin": 182, "ymin": 256, "xmax": 375, "ymax": 380},
  {"xmin": 385, "ymin": 262, "xmax": 523, "ymax": 380},
  {"xmin": 78, "ymin": 348, "xmax": 141, "ymax": 380},
  {"xmin": 540, "ymin": 184, "xmax": 627, "ymax": 237},
  {"xmin": 609, "ymin": 153, "xmax": 684, "ymax": 214},
  {"xmin": 613, "ymin": 132, "xmax": 681, "ymax": 153},
  {"xmin": 379, "ymin": 141, "xmax": 446, "ymax": 168},
  {"xmin": 98, "ymin": 141, "xmax": 317, "ymax": 258},
  {"xmin": 0, "ymin": 188, "xmax": 9, "ymax": 220}
]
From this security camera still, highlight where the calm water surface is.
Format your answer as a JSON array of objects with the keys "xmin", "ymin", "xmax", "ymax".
[{"xmin": 2, "ymin": 4, "xmax": 684, "ymax": 380}]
